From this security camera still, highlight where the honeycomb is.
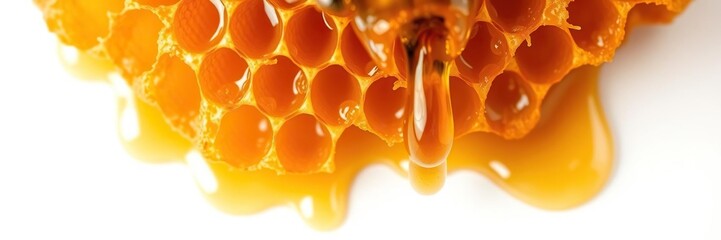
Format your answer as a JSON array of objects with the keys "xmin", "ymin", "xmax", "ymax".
[{"xmin": 36, "ymin": 0, "xmax": 690, "ymax": 175}]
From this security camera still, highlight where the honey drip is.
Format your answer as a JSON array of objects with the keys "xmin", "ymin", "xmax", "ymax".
[
  {"xmin": 112, "ymin": 65, "xmax": 612, "ymax": 230},
  {"xmin": 403, "ymin": 29, "xmax": 454, "ymax": 194}
]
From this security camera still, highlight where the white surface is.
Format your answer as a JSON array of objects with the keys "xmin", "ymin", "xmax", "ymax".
[{"xmin": 0, "ymin": 1, "xmax": 719, "ymax": 239}]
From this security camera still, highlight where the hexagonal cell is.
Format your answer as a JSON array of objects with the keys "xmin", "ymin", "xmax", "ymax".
[
  {"xmin": 268, "ymin": 0, "xmax": 305, "ymax": 9},
  {"xmin": 284, "ymin": 6, "xmax": 338, "ymax": 67},
  {"xmin": 46, "ymin": 0, "xmax": 125, "ymax": 50},
  {"xmin": 253, "ymin": 56, "xmax": 308, "ymax": 117},
  {"xmin": 567, "ymin": 0, "xmax": 621, "ymax": 54},
  {"xmin": 486, "ymin": 0, "xmax": 544, "ymax": 33},
  {"xmin": 215, "ymin": 105, "xmax": 273, "ymax": 168},
  {"xmin": 275, "ymin": 114, "xmax": 332, "ymax": 173},
  {"xmin": 363, "ymin": 76, "xmax": 406, "ymax": 141},
  {"xmin": 626, "ymin": 2, "xmax": 679, "ymax": 26},
  {"xmin": 393, "ymin": 38, "xmax": 409, "ymax": 80},
  {"xmin": 516, "ymin": 26, "xmax": 574, "ymax": 84},
  {"xmin": 198, "ymin": 47, "xmax": 250, "ymax": 108},
  {"xmin": 230, "ymin": 0, "xmax": 283, "ymax": 59},
  {"xmin": 152, "ymin": 54, "xmax": 201, "ymax": 138},
  {"xmin": 455, "ymin": 21, "xmax": 509, "ymax": 83},
  {"xmin": 484, "ymin": 71, "xmax": 536, "ymax": 134},
  {"xmin": 340, "ymin": 25, "xmax": 377, "ymax": 77},
  {"xmin": 135, "ymin": 0, "xmax": 179, "ymax": 6},
  {"xmin": 449, "ymin": 76, "xmax": 480, "ymax": 137},
  {"xmin": 311, "ymin": 65, "xmax": 362, "ymax": 126},
  {"xmin": 173, "ymin": 0, "xmax": 227, "ymax": 53},
  {"xmin": 105, "ymin": 9, "xmax": 164, "ymax": 81}
]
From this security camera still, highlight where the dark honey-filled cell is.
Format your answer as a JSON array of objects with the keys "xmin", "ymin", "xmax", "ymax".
[
  {"xmin": 152, "ymin": 54, "xmax": 201, "ymax": 138},
  {"xmin": 230, "ymin": 0, "xmax": 283, "ymax": 59},
  {"xmin": 284, "ymin": 6, "xmax": 338, "ymax": 67},
  {"xmin": 341, "ymin": 25, "xmax": 378, "ymax": 77},
  {"xmin": 516, "ymin": 26, "xmax": 574, "ymax": 84},
  {"xmin": 364, "ymin": 76, "xmax": 406, "ymax": 142},
  {"xmin": 567, "ymin": 0, "xmax": 621, "ymax": 54},
  {"xmin": 173, "ymin": 0, "xmax": 227, "ymax": 53},
  {"xmin": 449, "ymin": 76, "xmax": 481, "ymax": 137},
  {"xmin": 215, "ymin": 105, "xmax": 273, "ymax": 168},
  {"xmin": 485, "ymin": 71, "xmax": 536, "ymax": 136},
  {"xmin": 198, "ymin": 47, "xmax": 250, "ymax": 108},
  {"xmin": 455, "ymin": 22, "xmax": 508, "ymax": 84},
  {"xmin": 104, "ymin": 9, "xmax": 163, "ymax": 81},
  {"xmin": 486, "ymin": 0, "xmax": 545, "ymax": 33},
  {"xmin": 275, "ymin": 114, "xmax": 332, "ymax": 173},
  {"xmin": 311, "ymin": 65, "xmax": 361, "ymax": 126},
  {"xmin": 253, "ymin": 56, "xmax": 307, "ymax": 117}
]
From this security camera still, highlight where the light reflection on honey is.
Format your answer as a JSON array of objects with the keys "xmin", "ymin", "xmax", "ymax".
[{"xmin": 104, "ymin": 62, "xmax": 611, "ymax": 229}]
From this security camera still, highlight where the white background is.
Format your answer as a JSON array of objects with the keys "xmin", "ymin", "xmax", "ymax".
[{"xmin": 0, "ymin": 0, "xmax": 719, "ymax": 239}]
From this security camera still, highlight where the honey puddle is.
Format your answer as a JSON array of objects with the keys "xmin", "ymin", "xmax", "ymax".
[{"xmin": 96, "ymin": 62, "xmax": 612, "ymax": 229}]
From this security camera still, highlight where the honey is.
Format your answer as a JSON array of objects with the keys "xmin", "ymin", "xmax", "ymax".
[{"xmin": 36, "ymin": 0, "xmax": 690, "ymax": 230}]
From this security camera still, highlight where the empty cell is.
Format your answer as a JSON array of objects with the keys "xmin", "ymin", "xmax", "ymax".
[
  {"xmin": 105, "ymin": 9, "xmax": 164, "ymax": 81},
  {"xmin": 449, "ymin": 76, "xmax": 481, "ymax": 137},
  {"xmin": 516, "ymin": 26, "xmax": 574, "ymax": 84},
  {"xmin": 486, "ymin": 0, "xmax": 544, "ymax": 33},
  {"xmin": 215, "ymin": 105, "xmax": 273, "ymax": 168},
  {"xmin": 567, "ymin": 0, "xmax": 621, "ymax": 54},
  {"xmin": 253, "ymin": 56, "xmax": 307, "ymax": 117},
  {"xmin": 364, "ymin": 76, "xmax": 406, "ymax": 141},
  {"xmin": 173, "ymin": 0, "xmax": 227, "ymax": 53},
  {"xmin": 276, "ymin": 114, "xmax": 332, "ymax": 173},
  {"xmin": 484, "ymin": 71, "xmax": 536, "ymax": 133},
  {"xmin": 455, "ymin": 21, "xmax": 508, "ymax": 83},
  {"xmin": 231, "ymin": 0, "xmax": 283, "ymax": 59},
  {"xmin": 198, "ymin": 47, "xmax": 250, "ymax": 108},
  {"xmin": 284, "ymin": 6, "xmax": 338, "ymax": 67},
  {"xmin": 152, "ymin": 54, "xmax": 201, "ymax": 138},
  {"xmin": 311, "ymin": 65, "xmax": 361, "ymax": 126}
]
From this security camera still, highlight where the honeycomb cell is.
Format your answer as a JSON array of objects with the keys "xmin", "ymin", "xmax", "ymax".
[
  {"xmin": 516, "ymin": 26, "xmax": 574, "ymax": 84},
  {"xmin": 47, "ymin": 0, "xmax": 125, "ymax": 50},
  {"xmin": 486, "ymin": 0, "xmax": 544, "ymax": 33},
  {"xmin": 285, "ymin": 6, "xmax": 338, "ymax": 67},
  {"xmin": 455, "ymin": 22, "xmax": 508, "ymax": 83},
  {"xmin": 449, "ymin": 76, "xmax": 481, "ymax": 137},
  {"xmin": 276, "ymin": 114, "xmax": 332, "ymax": 173},
  {"xmin": 198, "ymin": 47, "xmax": 250, "ymax": 108},
  {"xmin": 341, "ymin": 25, "xmax": 378, "ymax": 77},
  {"xmin": 364, "ymin": 76, "xmax": 406, "ymax": 141},
  {"xmin": 105, "ymin": 9, "xmax": 164, "ymax": 81},
  {"xmin": 230, "ymin": 0, "xmax": 283, "ymax": 59},
  {"xmin": 152, "ymin": 54, "xmax": 201, "ymax": 138},
  {"xmin": 393, "ymin": 38, "xmax": 409, "ymax": 80},
  {"xmin": 311, "ymin": 65, "xmax": 361, "ymax": 126},
  {"xmin": 485, "ymin": 71, "xmax": 536, "ymax": 133},
  {"xmin": 215, "ymin": 105, "xmax": 273, "ymax": 168},
  {"xmin": 253, "ymin": 56, "xmax": 308, "ymax": 117},
  {"xmin": 173, "ymin": 0, "xmax": 227, "ymax": 53},
  {"xmin": 135, "ymin": 0, "xmax": 179, "ymax": 6},
  {"xmin": 268, "ymin": 0, "xmax": 305, "ymax": 9},
  {"xmin": 567, "ymin": 0, "xmax": 621, "ymax": 54}
]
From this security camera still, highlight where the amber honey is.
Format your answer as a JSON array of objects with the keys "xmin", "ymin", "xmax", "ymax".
[{"xmin": 37, "ymin": 0, "xmax": 690, "ymax": 230}]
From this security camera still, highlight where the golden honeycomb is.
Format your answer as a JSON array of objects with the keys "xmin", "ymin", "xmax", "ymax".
[{"xmin": 35, "ymin": 0, "xmax": 690, "ymax": 175}]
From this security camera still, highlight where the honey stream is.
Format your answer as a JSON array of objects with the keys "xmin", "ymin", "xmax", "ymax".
[{"xmin": 108, "ymin": 62, "xmax": 612, "ymax": 230}]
